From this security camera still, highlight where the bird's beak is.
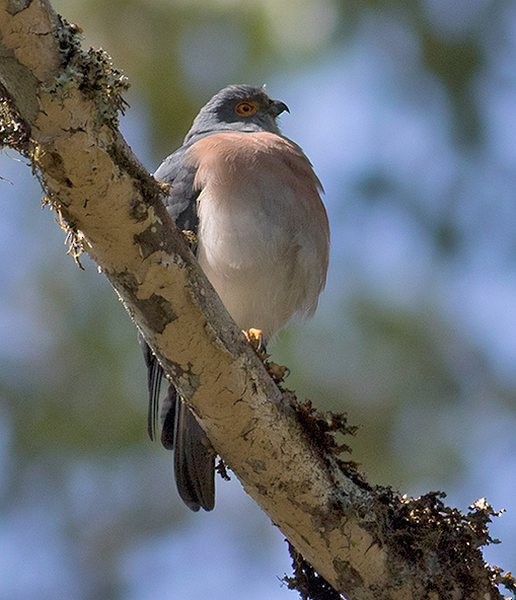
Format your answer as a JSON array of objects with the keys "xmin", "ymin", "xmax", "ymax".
[{"xmin": 269, "ymin": 99, "xmax": 290, "ymax": 117}]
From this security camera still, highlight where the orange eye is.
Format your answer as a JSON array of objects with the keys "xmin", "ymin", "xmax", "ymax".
[{"xmin": 235, "ymin": 101, "xmax": 258, "ymax": 117}]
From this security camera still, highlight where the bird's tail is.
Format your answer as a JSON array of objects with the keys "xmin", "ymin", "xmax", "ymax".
[
  {"xmin": 140, "ymin": 336, "xmax": 215, "ymax": 511},
  {"xmin": 171, "ymin": 390, "xmax": 215, "ymax": 512}
]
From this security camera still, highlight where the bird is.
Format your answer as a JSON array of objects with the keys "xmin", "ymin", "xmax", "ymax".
[{"xmin": 141, "ymin": 84, "xmax": 330, "ymax": 512}]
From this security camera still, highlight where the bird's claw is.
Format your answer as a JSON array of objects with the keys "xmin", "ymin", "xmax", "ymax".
[
  {"xmin": 243, "ymin": 328, "xmax": 289, "ymax": 382},
  {"xmin": 182, "ymin": 229, "xmax": 198, "ymax": 251},
  {"xmin": 243, "ymin": 328, "xmax": 267, "ymax": 358}
]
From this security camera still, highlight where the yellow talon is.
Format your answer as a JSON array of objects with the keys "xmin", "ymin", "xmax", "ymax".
[
  {"xmin": 182, "ymin": 229, "xmax": 198, "ymax": 251},
  {"xmin": 243, "ymin": 329, "xmax": 289, "ymax": 383},
  {"xmin": 243, "ymin": 328, "xmax": 266, "ymax": 357}
]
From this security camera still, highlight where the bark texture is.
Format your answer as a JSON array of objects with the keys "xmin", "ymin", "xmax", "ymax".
[{"xmin": 0, "ymin": 2, "xmax": 512, "ymax": 598}]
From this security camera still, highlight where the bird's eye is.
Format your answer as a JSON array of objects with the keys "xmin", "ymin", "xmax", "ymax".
[{"xmin": 235, "ymin": 101, "xmax": 258, "ymax": 117}]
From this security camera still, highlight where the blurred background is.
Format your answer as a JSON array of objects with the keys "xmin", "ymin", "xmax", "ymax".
[{"xmin": 1, "ymin": 0, "xmax": 515, "ymax": 598}]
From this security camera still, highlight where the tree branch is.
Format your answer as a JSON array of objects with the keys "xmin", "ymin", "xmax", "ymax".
[{"xmin": 0, "ymin": 2, "xmax": 512, "ymax": 598}]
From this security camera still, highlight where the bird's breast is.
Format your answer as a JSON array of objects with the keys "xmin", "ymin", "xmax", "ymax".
[{"xmin": 185, "ymin": 131, "xmax": 329, "ymax": 337}]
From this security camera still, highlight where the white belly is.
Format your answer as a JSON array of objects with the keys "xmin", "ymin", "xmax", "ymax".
[{"xmin": 197, "ymin": 186, "xmax": 323, "ymax": 339}]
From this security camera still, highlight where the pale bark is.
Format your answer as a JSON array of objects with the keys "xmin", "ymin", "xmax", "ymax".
[{"xmin": 0, "ymin": 2, "xmax": 510, "ymax": 598}]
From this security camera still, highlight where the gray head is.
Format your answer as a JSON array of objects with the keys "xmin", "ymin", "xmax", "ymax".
[{"xmin": 184, "ymin": 84, "xmax": 289, "ymax": 143}]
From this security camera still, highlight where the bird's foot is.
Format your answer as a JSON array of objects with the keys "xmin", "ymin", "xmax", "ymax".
[
  {"xmin": 182, "ymin": 229, "xmax": 198, "ymax": 252},
  {"xmin": 243, "ymin": 328, "xmax": 289, "ymax": 383},
  {"xmin": 157, "ymin": 181, "xmax": 171, "ymax": 194},
  {"xmin": 243, "ymin": 328, "xmax": 267, "ymax": 358}
]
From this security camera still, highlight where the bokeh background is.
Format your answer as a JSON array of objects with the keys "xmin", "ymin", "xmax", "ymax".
[{"xmin": 1, "ymin": 0, "xmax": 515, "ymax": 598}]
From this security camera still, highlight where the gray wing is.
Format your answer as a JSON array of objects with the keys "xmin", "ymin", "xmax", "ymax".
[
  {"xmin": 154, "ymin": 148, "xmax": 199, "ymax": 231},
  {"xmin": 141, "ymin": 146, "xmax": 215, "ymax": 512}
]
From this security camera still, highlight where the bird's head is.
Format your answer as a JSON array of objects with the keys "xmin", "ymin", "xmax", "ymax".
[{"xmin": 185, "ymin": 84, "xmax": 289, "ymax": 142}]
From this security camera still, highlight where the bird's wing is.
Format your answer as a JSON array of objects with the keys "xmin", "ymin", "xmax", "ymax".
[
  {"xmin": 154, "ymin": 147, "xmax": 200, "ymax": 232},
  {"xmin": 142, "ymin": 146, "xmax": 200, "ymax": 442},
  {"xmin": 141, "ymin": 143, "xmax": 215, "ymax": 511}
]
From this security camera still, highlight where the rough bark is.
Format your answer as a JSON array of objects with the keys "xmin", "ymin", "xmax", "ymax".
[{"xmin": 0, "ymin": 2, "xmax": 512, "ymax": 599}]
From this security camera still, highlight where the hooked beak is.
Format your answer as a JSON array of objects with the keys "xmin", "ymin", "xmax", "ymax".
[{"xmin": 269, "ymin": 99, "xmax": 290, "ymax": 117}]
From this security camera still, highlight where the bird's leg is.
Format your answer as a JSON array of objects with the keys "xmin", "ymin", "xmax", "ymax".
[
  {"xmin": 243, "ymin": 328, "xmax": 290, "ymax": 383},
  {"xmin": 182, "ymin": 229, "xmax": 198, "ymax": 252},
  {"xmin": 243, "ymin": 328, "xmax": 267, "ymax": 357}
]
